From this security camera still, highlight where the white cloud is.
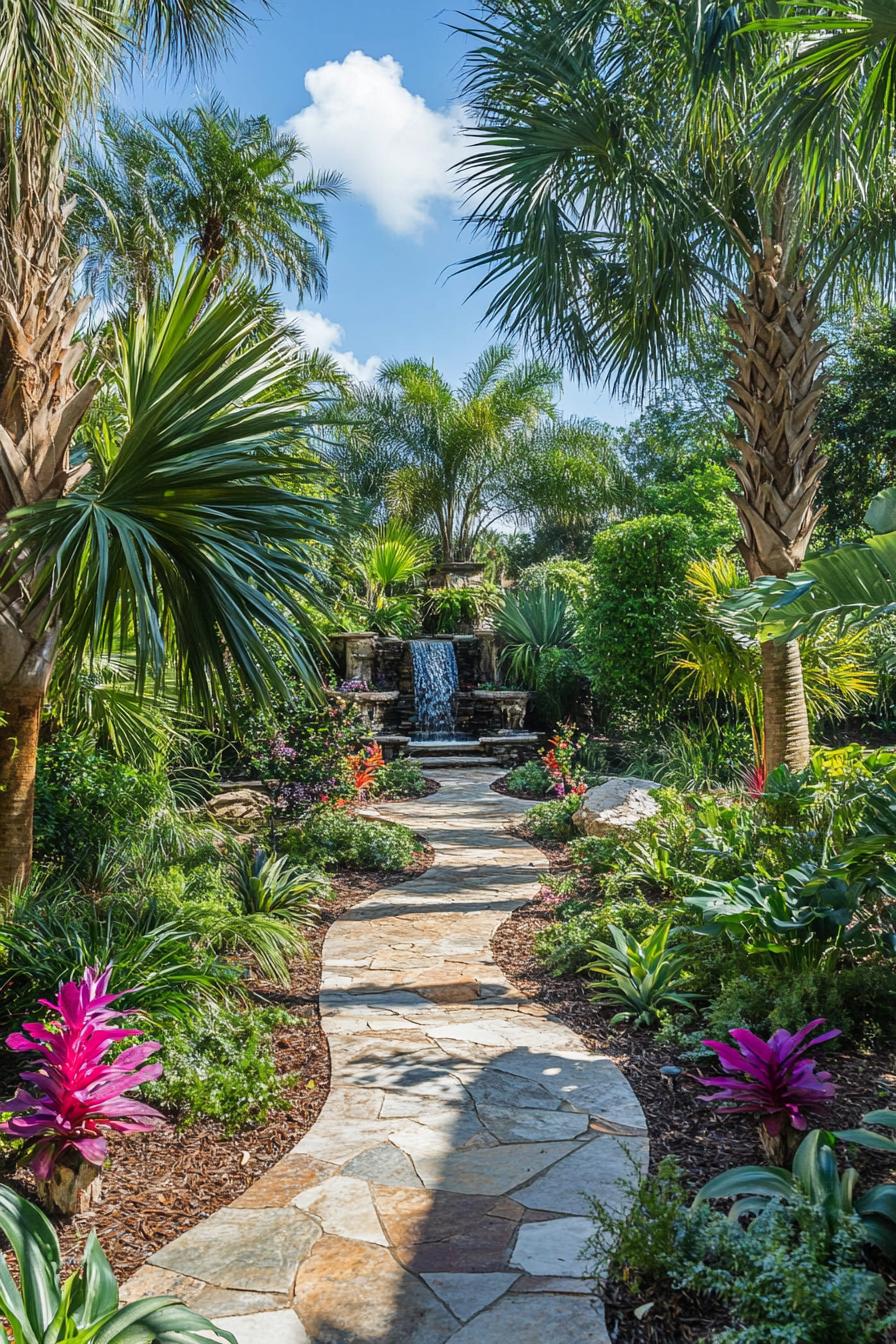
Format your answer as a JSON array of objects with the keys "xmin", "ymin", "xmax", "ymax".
[
  {"xmin": 288, "ymin": 308, "xmax": 382, "ymax": 383},
  {"xmin": 284, "ymin": 51, "xmax": 463, "ymax": 235}
]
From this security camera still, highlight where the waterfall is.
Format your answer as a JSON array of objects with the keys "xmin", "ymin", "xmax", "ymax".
[{"xmin": 410, "ymin": 640, "xmax": 459, "ymax": 740}]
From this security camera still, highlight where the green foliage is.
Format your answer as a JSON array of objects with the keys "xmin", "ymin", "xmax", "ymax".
[
  {"xmin": 589, "ymin": 1160, "xmax": 893, "ymax": 1344},
  {"xmin": 425, "ymin": 584, "xmax": 493, "ymax": 633},
  {"xmin": 221, "ymin": 846, "xmax": 324, "ymax": 985},
  {"xmin": 330, "ymin": 345, "xmax": 561, "ymax": 564},
  {"xmin": 535, "ymin": 893, "xmax": 657, "ymax": 976},
  {"xmin": 0, "ymin": 900, "xmax": 235, "ymax": 1037},
  {"xmin": 517, "ymin": 557, "xmax": 590, "ymax": 609},
  {"xmin": 582, "ymin": 515, "xmax": 697, "ymax": 724},
  {"xmin": 706, "ymin": 961, "xmax": 896, "ymax": 1048},
  {"xmin": 697, "ymin": 1128, "xmax": 896, "ymax": 1261},
  {"xmin": 35, "ymin": 731, "xmax": 169, "ymax": 873},
  {"xmin": 585, "ymin": 920, "xmax": 697, "ymax": 1027},
  {"xmin": 144, "ymin": 1003, "xmax": 295, "ymax": 1135},
  {"xmin": 369, "ymin": 756, "xmax": 430, "ymax": 800},
  {"xmin": 520, "ymin": 794, "xmax": 582, "ymax": 843},
  {"xmin": 0, "ymin": 1185, "xmax": 235, "ymax": 1344},
  {"xmin": 75, "ymin": 97, "xmax": 343, "ymax": 304},
  {"xmin": 244, "ymin": 687, "xmax": 367, "ymax": 812},
  {"xmin": 816, "ymin": 311, "xmax": 896, "ymax": 544},
  {"xmin": 504, "ymin": 759, "xmax": 553, "ymax": 798},
  {"xmin": 642, "ymin": 460, "xmax": 740, "ymax": 557},
  {"xmin": 349, "ymin": 520, "xmax": 431, "ymax": 637},
  {"xmin": 286, "ymin": 806, "xmax": 421, "ymax": 872},
  {"xmin": 494, "ymin": 584, "xmax": 576, "ymax": 692},
  {"xmin": 722, "ymin": 485, "xmax": 896, "ymax": 646},
  {"xmin": 8, "ymin": 266, "xmax": 337, "ymax": 714}
]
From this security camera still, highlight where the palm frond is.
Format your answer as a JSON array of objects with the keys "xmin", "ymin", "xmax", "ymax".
[{"xmin": 2, "ymin": 264, "xmax": 336, "ymax": 711}]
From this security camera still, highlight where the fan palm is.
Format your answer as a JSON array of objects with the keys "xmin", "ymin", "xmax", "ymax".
[
  {"xmin": 350, "ymin": 519, "xmax": 432, "ymax": 636},
  {"xmin": 336, "ymin": 346, "xmax": 561, "ymax": 563},
  {"xmin": 75, "ymin": 96, "xmax": 344, "ymax": 304},
  {"xmin": 0, "ymin": 264, "xmax": 335, "ymax": 888},
  {"xmin": 0, "ymin": 2, "xmax": 279, "ymax": 890},
  {"xmin": 671, "ymin": 555, "xmax": 876, "ymax": 767},
  {"xmin": 722, "ymin": 487, "xmax": 896, "ymax": 649},
  {"xmin": 456, "ymin": 0, "xmax": 896, "ymax": 769}
]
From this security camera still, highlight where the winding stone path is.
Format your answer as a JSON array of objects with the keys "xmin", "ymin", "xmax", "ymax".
[{"xmin": 126, "ymin": 770, "xmax": 647, "ymax": 1342}]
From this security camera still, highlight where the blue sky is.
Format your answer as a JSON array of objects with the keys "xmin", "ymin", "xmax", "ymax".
[{"xmin": 126, "ymin": 1, "xmax": 633, "ymax": 423}]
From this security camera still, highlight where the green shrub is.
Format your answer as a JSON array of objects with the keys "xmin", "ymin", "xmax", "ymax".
[
  {"xmin": 34, "ymin": 731, "xmax": 169, "ymax": 872},
  {"xmin": 504, "ymin": 760, "xmax": 553, "ymax": 797},
  {"xmin": 521, "ymin": 794, "xmax": 582, "ymax": 842},
  {"xmin": 145, "ymin": 1003, "xmax": 294, "ymax": 1134},
  {"xmin": 569, "ymin": 834, "xmax": 625, "ymax": 879},
  {"xmin": 581, "ymin": 513, "xmax": 696, "ymax": 724},
  {"xmin": 0, "ymin": 899, "xmax": 236, "ymax": 1035},
  {"xmin": 535, "ymin": 894, "xmax": 658, "ymax": 976},
  {"xmin": 286, "ymin": 806, "xmax": 421, "ymax": 871},
  {"xmin": 588, "ymin": 1160, "xmax": 892, "ymax": 1344},
  {"xmin": 706, "ymin": 960, "xmax": 896, "ymax": 1047},
  {"xmin": 369, "ymin": 756, "xmax": 430, "ymax": 799}
]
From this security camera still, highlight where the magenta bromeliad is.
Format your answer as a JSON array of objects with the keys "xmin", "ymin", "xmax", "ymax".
[{"xmin": 0, "ymin": 965, "xmax": 164, "ymax": 1182}]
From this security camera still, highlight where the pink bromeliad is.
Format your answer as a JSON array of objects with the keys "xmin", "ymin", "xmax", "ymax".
[{"xmin": 0, "ymin": 966, "xmax": 164, "ymax": 1180}]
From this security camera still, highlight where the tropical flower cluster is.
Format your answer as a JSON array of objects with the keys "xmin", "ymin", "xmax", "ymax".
[
  {"xmin": 0, "ymin": 966, "xmax": 164, "ymax": 1180},
  {"xmin": 347, "ymin": 742, "xmax": 384, "ymax": 797},
  {"xmin": 541, "ymin": 722, "xmax": 588, "ymax": 797}
]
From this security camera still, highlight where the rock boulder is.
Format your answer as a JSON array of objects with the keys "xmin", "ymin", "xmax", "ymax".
[
  {"xmin": 208, "ymin": 785, "xmax": 271, "ymax": 828},
  {"xmin": 573, "ymin": 777, "xmax": 661, "ymax": 837}
]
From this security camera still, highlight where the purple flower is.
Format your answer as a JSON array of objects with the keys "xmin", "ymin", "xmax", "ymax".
[
  {"xmin": 0, "ymin": 966, "xmax": 164, "ymax": 1180},
  {"xmin": 698, "ymin": 1018, "xmax": 840, "ymax": 1137}
]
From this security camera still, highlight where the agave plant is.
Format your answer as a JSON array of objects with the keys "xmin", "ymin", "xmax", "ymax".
[
  {"xmin": 585, "ymin": 920, "xmax": 697, "ymax": 1028},
  {"xmin": 698, "ymin": 1020, "xmax": 841, "ymax": 1162},
  {"xmin": 494, "ymin": 585, "xmax": 576, "ymax": 689},
  {"xmin": 0, "ymin": 967, "xmax": 163, "ymax": 1214},
  {"xmin": 695, "ymin": 1128, "xmax": 896, "ymax": 1259},
  {"xmin": 0, "ymin": 1184, "xmax": 235, "ymax": 1343},
  {"xmin": 222, "ymin": 846, "xmax": 325, "ymax": 984}
]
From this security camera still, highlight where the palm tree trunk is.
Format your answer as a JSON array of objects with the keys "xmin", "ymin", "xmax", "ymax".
[
  {"xmin": 760, "ymin": 639, "xmax": 811, "ymax": 771},
  {"xmin": 726, "ymin": 239, "xmax": 828, "ymax": 771},
  {"xmin": 0, "ymin": 148, "xmax": 97, "ymax": 888},
  {"xmin": 0, "ymin": 680, "xmax": 45, "ymax": 889}
]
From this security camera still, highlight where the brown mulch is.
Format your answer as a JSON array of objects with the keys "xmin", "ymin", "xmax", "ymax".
[
  {"xmin": 3, "ymin": 842, "xmax": 434, "ymax": 1282},
  {"xmin": 493, "ymin": 824, "xmax": 896, "ymax": 1343}
]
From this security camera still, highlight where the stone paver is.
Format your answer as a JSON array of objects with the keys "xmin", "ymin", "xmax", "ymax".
[{"xmin": 127, "ymin": 769, "xmax": 646, "ymax": 1341}]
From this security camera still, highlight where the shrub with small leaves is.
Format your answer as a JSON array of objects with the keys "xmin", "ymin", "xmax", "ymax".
[
  {"xmin": 286, "ymin": 806, "xmax": 421, "ymax": 871},
  {"xmin": 521, "ymin": 794, "xmax": 582, "ymax": 843},
  {"xmin": 369, "ymin": 756, "xmax": 430, "ymax": 799},
  {"xmin": 504, "ymin": 760, "xmax": 553, "ymax": 797},
  {"xmin": 144, "ymin": 1003, "xmax": 294, "ymax": 1135}
]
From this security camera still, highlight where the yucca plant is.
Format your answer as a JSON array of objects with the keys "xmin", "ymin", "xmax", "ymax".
[
  {"xmin": 695, "ymin": 1128, "xmax": 896, "ymax": 1258},
  {"xmin": 585, "ymin": 920, "xmax": 698, "ymax": 1028},
  {"xmin": 494, "ymin": 585, "xmax": 575, "ymax": 689},
  {"xmin": 0, "ymin": 1184, "xmax": 235, "ymax": 1344},
  {"xmin": 221, "ymin": 845, "xmax": 325, "ymax": 984}
]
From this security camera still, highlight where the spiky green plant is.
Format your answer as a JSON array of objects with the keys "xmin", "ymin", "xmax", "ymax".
[{"xmin": 494, "ymin": 584, "xmax": 575, "ymax": 689}]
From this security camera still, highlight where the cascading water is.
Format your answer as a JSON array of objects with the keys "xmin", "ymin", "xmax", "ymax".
[{"xmin": 409, "ymin": 640, "xmax": 460, "ymax": 740}]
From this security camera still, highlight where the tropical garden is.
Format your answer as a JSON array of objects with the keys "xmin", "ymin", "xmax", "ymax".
[{"xmin": 2, "ymin": 0, "xmax": 896, "ymax": 1342}]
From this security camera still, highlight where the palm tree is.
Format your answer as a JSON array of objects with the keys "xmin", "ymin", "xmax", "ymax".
[
  {"xmin": 74, "ymin": 96, "xmax": 343, "ymax": 304},
  {"xmin": 334, "ymin": 346, "xmax": 561, "ymax": 564},
  {"xmin": 456, "ymin": 0, "xmax": 896, "ymax": 769},
  {"xmin": 0, "ymin": 264, "xmax": 335, "ymax": 888}
]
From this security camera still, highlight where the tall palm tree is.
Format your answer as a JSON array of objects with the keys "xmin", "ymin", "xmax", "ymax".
[
  {"xmin": 74, "ymin": 96, "xmax": 343, "ymax": 304},
  {"xmin": 333, "ymin": 346, "xmax": 560, "ymax": 564},
  {"xmin": 456, "ymin": 0, "xmax": 896, "ymax": 769}
]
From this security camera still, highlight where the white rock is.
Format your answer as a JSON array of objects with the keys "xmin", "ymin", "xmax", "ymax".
[{"xmin": 573, "ymin": 777, "xmax": 661, "ymax": 836}]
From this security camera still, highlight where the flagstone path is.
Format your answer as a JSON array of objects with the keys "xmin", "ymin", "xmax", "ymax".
[{"xmin": 125, "ymin": 769, "xmax": 647, "ymax": 1343}]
